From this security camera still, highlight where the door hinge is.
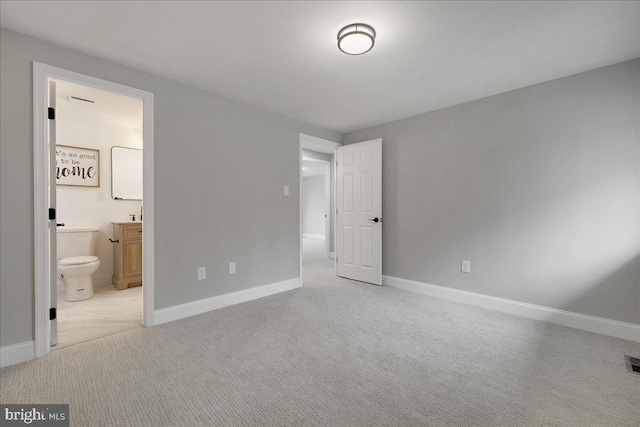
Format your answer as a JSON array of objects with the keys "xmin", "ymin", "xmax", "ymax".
[
  {"xmin": 49, "ymin": 307, "xmax": 56, "ymax": 320},
  {"xmin": 48, "ymin": 107, "xmax": 55, "ymax": 120},
  {"xmin": 48, "ymin": 208, "xmax": 56, "ymax": 220}
]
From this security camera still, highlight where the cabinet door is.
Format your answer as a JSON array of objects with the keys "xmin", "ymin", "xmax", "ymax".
[{"xmin": 123, "ymin": 240, "xmax": 143, "ymax": 277}]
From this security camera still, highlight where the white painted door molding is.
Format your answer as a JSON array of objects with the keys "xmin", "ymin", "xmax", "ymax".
[
  {"xmin": 33, "ymin": 62, "xmax": 155, "ymax": 359},
  {"xmin": 48, "ymin": 80, "xmax": 58, "ymax": 347},
  {"xmin": 336, "ymin": 139, "xmax": 382, "ymax": 285}
]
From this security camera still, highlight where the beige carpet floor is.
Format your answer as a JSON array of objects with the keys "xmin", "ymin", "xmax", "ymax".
[{"xmin": 1, "ymin": 238, "xmax": 638, "ymax": 426}]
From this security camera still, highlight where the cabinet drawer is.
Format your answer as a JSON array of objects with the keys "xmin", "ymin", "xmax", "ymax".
[{"xmin": 122, "ymin": 225, "xmax": 142, "ymax": 239}]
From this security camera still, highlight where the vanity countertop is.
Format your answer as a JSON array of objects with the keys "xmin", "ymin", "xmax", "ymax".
[{"xmin": 111, "ymin": 221, "xmax": 143, "ymax": 225}]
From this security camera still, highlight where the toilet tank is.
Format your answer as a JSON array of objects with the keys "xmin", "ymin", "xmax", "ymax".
[{"xmin": 57, "ymin": 227, "xmax": 99, "ymax": 260}]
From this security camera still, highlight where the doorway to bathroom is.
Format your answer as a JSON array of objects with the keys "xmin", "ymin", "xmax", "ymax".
[
  {"xmin": 33, "ymin": 63, "xmax": 155, "ymax": 357},
  {"xmin": 53, "ymin": 80, "xmax": 144, "ymax": 349}
]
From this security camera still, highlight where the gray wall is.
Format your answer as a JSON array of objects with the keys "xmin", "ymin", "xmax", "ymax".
[
  {"xmin": 0, "ymin": 28, "xmax": 340, "ymax": 347},
  {"xmin": 343, "ymin": 59, "xmax": 640, "ymax": 325},
  {"xmin": 302, "ymin": 175, "xmax": 326, "ymax": 236}
]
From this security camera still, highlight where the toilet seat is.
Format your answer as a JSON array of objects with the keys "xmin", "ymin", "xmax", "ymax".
[{"xmin": 59, "ymin": 256, "xmax": 98, "ymax": 266}]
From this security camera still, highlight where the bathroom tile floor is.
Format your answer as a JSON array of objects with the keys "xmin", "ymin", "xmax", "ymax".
[{"xmin": 56, "ymin": 284, "xmax": 142, "ymax": 349}]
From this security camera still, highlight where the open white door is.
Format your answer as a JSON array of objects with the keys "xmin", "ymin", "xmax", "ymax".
[
  {"xmin": 336, "ymin": 139, "xmax": 382, "ymax": 285},
  {"xmin": 48, "ymin": 80, "xmax": 58, "ymax": 346}
]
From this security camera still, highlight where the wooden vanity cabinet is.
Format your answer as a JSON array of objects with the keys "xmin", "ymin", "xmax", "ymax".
[{"xmin": 112, "ymin": 222, "xmax": 143, "ymax": 290}]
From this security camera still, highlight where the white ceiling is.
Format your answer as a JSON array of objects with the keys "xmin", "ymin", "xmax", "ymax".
[
  {"xmin": 55, "ymin": 80, "xmax": 143, "ymax": 129},
  {"xmin": 2, "ymin": 1, "xmax": 638, "ymax": 133}
]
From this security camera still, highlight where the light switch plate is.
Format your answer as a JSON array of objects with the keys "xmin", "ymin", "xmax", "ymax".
[
  {"xmin": 229, "ymin": 262, "xmax": 236, "ymax": 275},
  {"xmin": 283, "ymin": 186, "xmax": 289, "ymax": 196},
  {"xmin": 197, "ymin": 267, "xmax": 206, "ymax": 280}
]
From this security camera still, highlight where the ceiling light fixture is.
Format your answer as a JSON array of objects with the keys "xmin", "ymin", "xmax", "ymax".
[{"xmin": 337, "ymin": 23, "xmax": 376, "ymax": 55}]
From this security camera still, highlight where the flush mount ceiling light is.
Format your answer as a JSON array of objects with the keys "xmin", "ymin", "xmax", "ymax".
[{"xmin": 337, "ymin": 23, "xmax": 376, "ymax": 55}]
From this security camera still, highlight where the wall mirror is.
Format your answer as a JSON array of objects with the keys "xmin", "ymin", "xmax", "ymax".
[{"xmin": 111, "ymin": 146, "xmax": 142, "ymax": 200}]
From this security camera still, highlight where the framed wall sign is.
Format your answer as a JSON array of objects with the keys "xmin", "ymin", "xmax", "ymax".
[{"xmin": 55, "ymin": 145, "xmax": 100, "ymax": 187}]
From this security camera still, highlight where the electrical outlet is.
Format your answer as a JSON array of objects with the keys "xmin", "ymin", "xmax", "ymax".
[
  {"xmin": 229, "ymin": 262, "xmax": 236, "ymax": 275},
  {"xmin": 283, "ymin": 186, "xmax": 289, "ymax": 197},
  {"xmin": 461, "ymin": 260, "xmax": 471, "ymax": 273},
  {"xmin": 197, "ymin": 267, "xmax": 206, "ymax": 280}
]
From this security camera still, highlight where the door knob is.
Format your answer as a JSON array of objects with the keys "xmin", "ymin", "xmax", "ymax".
[{"xmin": 368, "ymin": 217, "xmax": 380, "ymax": 223}]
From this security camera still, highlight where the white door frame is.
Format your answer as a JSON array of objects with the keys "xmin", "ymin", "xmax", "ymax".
[
  {"xmin": 299, "ymin": 134, "xmax": 341, "ymax": 284},
  {"xmin": 33, "ymin": 62, "xmax": 155, "ymax": 358}
]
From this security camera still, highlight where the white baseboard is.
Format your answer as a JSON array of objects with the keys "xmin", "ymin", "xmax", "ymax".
[
  {"xmin": 303, "ymin": 233, "xmax": 325, "ymax": 240},
  {"xmin": 383, "ymin": 275, "xmax": 640, "ymax": 343},
  {"xmin": 329, "ymin": 252, "xmax": 335, "ymax": 259},
  {"xmin": 0, "ymin": 341, "xmax": 35, "ymax": 368},
  {"xmin": 154, "ymin": 277, "xmax": 301, "ymax": 325}
]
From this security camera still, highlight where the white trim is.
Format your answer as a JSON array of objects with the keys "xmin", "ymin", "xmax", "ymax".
[
  {"xmin": 333, "ymin": 147, "xmax": 338, "ymax": 276},
  {"xmin": 33, "ymin": 63, "xmax": 48, "ymax": 358},
  {"xmin": 33, "ymin": 62, "xmax": 155, "ymax": 359},
  {"xmin": 0, "ymin": 341, "xmax": 35, "ymax": 368},
  {"xmin": 383, "ymin": 275, "xmax": 640, "ymax": 343},
  {"xmin": 142, "ymin": 81, "xmax": 155, "ymax": 328},
  {"xmin": 299, "ymin": 139, "xmax": 304, "ymax": 285},
  {"xmin": 154, "ymin": 278, "xmax": 301, "ymax": 325},
  {"xmin": 303, "ymin": 233, "xmax": 326, "ymax": 240},
  {"xmin": 300, "ymin": 133, "xmax": 341, "ymax": 154}
]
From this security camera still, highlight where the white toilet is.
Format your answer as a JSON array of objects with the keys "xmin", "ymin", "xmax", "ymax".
[{"xmin": 57, "ymin": 227, "xmax": 101, "ymax": 302}]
